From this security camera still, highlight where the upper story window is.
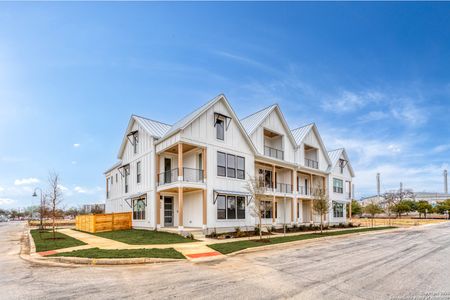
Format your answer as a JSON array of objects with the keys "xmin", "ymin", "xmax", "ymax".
[
  {"xmin": 333, "ymin": 178, "xmax": 343, "ymax": 193},
  {"xmin": 116, "ymin": 173, "xmax": 118, "ymax": 183},
  {"xmin": 127, "ymin": 131, "xmax": 139, "ymax": 154},
  {"xmin": 214, "ymin": 112, "xmax": 231, "ymax": 141},
  {"xmin": 106, "ymin": 177, "xmax": 110, "ymax": 199},
  {"xmin": 133, "ymin": 133, "xmax": 138, "ymax": 154},
  {"xmin": 124, "ymin": 165, "xmax": 130, "ymax": 193},
  {"xmin": 216, "ymin": 118, "xmax": 224, "ymax": 140},
  {"xmin": 136, "ymin": 161, "xmax": 141, "ymax": 184},
  {"xmin": 217, "ymin": 151, "xmax": 245, "ymax": 180}
]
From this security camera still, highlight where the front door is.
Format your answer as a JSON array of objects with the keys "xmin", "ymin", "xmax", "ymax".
[{"xmin": 164, "ymin": 197, "xmax": 174, "ymax": 226}]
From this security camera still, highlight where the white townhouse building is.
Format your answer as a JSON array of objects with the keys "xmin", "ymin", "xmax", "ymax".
[{"xmin": 104, "ymin": 94, "xmax": 355, "ymax": 233}]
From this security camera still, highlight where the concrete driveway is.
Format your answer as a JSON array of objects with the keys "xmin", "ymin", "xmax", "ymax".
[{"xmin": 2, "ymin": 221, "xmax": 450, "ymax": 299}]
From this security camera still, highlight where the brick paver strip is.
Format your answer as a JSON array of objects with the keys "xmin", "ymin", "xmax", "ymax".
[
  {"xmin": 38, "ymin": 250, "xmax": 58, "ymax": 256},
  {"xmin": 186, "ymin": 251, "xmax": 221, "ymax": 259}
]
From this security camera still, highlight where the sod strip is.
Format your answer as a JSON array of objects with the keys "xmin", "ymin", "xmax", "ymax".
[
  {"xmin": 49, "ymin": 247, "xmax": 185, "ymax": 259},
  {"xmin": 90, "ymin": 229, "xmax": 196, "ymax": 245},
  {"xmin": 208, "ymin": 227, "xmax": 396, "ymax": 254},
  {"xmin": 31, "ymin": 229, "xmax": 86, "ymax": 252}
]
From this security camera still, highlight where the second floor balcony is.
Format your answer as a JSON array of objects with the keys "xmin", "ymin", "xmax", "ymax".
[
  {"xmin": 158, "ymin": 167, "xmax": 204, "ymax": 186},
  {"xmin": 274, "ymin": 182, "xmax": 293, "ymax": 194},
  {"xmin": 304, "ymin": 158, "xmax": 319, "ymax": 169},
  {"xmin": 264, "ymin": 145, "xmax": 284, "ymax": 160}
]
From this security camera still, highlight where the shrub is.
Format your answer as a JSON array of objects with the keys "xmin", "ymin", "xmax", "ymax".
[
  {"xmin": 338, "ymin": 223, "xmax": 345, "ymax": 228},
  {"xmin": 254, "ymin": 225, "xmax": 260, "ymax": 236}
]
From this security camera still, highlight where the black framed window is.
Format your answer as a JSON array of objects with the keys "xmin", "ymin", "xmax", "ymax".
[
  {"xmin": 133, "ymin": 198, "xmax": 146, "ymax": 220},
  {"xmin": 227, "ymin": 154, "xmax": 236, "ymax": 178},
  {"xmin": 133, "ymin": 133, "xmax": 138, "ymax": 154},
  {"xmin": 333, "ymin": 202, "xmax": 344, "ymax": 218},
  {"xmin": 217, "ymin": 195, "xmax": 226, "ymax": 219},
  {"xmin": 217, "ymin": 194, "xmax": 246, "ymax": 220},
  {"xmin": 333, "ymin": 178, "xmax": 344, "ymax": 193},
  {"xmin": 124, "ymin": 165, "xmax": 130, "ymax": 193},
  {"xmin": 136, "ymin": 161, "xmax": 141, "ymax": 183},
  {"xmin": 216, "ymin": 118, "xmax": 224, "ymax": 140},
  {"xmin": 227, "ymin": 196, "xmax": 236, "ymax": 219},
  {"xmin": 237, "ymin": 156, "xmax": 245, "ymax": 179},
  {"xmin": 237, "ymin": 196, "xmax": 246, "ymax": 219},
  {"xmin": 217, "ymin": 152, "xmax": 226, "ymax": 177}
]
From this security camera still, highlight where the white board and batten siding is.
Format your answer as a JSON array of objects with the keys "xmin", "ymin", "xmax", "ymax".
[
  {"xmin": 181, "ymin": 99, "xmax": 256, "ymax": 229},
  {"xmin": 301, "ymin": 129, "xmax": 329, "ymax": 172}
]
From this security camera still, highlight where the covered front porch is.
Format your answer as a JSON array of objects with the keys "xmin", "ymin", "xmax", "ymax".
[{"xmin": 156, "ymin": 187, "xmax": 207, "ymax": 231}]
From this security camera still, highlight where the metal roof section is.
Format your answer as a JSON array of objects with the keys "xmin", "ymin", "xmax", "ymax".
[
  {"xmin": 160, "ymin": 94, "xmax": 223, "ymax": 140},
  {"xmin": 328, "ymin": 148, "xmax": 344, "ymax": 168},
  {"xmin": 240, "ymin": 104, "xmax": 277, "ymax": 135},
  {"xmin": 291, "ymin": 123, "xmax": 314, "ymax": 145},
  {"xmin": 104, "ymin": 160, "xmax": 122, "ymax": 174},
  {"xmin": 327, "ymin": 148, "xmax": 355, "ymax": 177},
  {"xmin": 133, "ymin": 115, "xmax": 171, "ymax": 138}
]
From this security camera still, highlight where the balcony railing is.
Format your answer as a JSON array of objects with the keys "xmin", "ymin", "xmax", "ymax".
[
  {"xmin": 158, "ymin": 168, "xmax": 204, "ymax": 186},
  {"xmin": 264, "ymin": 145, "xmax": 284, "ymax": 160},
  {"xmin": 298, "ymin": 186, "xmax": 308, "ymax": 195},
  {"xmin": 305, "ymin": 158, "xmax": 319, "ymax": 169},
  {"xmin": 158, "ymin": 168, "xmax": 179, "ymax": 185},
  {"xmin": 275, "ymin": 183, "xmax": 293, "ymax": 194},
  {"xmin": 183, "ymin": 167, "xmax": 204, "ymax": 183}
]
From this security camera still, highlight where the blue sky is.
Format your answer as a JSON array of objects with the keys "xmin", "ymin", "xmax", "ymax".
[{"xmin": 1, "ymin": 2, "xmax": 449, "ymax": 209}]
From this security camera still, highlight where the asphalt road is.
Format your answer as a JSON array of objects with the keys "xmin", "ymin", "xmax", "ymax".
[{"xmin": 2, "ymin": 222, "xmax": 450, "ymax": 300}]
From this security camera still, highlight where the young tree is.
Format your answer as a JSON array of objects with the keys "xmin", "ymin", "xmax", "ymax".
[
  {"xmin": 416, "ymin": 201, "xmax": 433, "ymax": 218},
  {"xmin": 364, "ymin": 202, "xmax": 383, "ymax": 227},
  {"xmin": 348, "ymin": 200, "xmax": 362, "ymax": 217},
  {"xmin": 246, "ymin": 176, "xmax": 269, "ymax": 240},
  {"xmin": 392, "ymin": 200, "xmax": 413, "ymax": 218},
  {"xmin": 46, "ymin": 172, "xmax": 63, "ymax": 239},
  {"xmin": 312, "ymin": 186, "xmax": 330, "ymax": 233}
]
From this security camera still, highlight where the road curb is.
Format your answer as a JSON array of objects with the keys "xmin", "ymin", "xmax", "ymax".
[
  {"xmin": 19, "ymin": 227, "xmax": 185, "ymax": 267},
  {"xmin": 225, "ymin": 227, "xmax": 403, "ymax": 257}
]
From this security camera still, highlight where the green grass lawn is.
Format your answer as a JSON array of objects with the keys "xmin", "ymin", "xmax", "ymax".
[
  {"xmin": 31, "ymin": 229, "xmax": 86, "ymax": 252},
  {"xmin": 209, "ymin": 227, "xmax": 396, "ymax": 254},
  {"xmin": 92, "ymin": 229, "xmax": 196, "ymax": 245},
  {"xmin": 49, "ymin": 247, "xmax": 185, "ymax": 259}
]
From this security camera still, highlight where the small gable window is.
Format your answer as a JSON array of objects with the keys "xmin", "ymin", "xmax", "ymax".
[{"xmin": 216, "ymin": 118, "xmax": 224, "ymax": 140}]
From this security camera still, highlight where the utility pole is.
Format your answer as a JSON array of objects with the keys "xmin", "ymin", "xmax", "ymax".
[
  {"xmin": 376, "ymin": 173, "xmax": 381, "ymax": 200},
  {"xmin": 444, "ymin": 170, "xmax": 448, "ymax": 195}
]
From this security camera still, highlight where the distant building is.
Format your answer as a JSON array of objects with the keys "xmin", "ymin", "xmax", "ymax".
[
  {"xmin": 82, "ymin": 204, "xmax": 105, "ymax": 214},
  {"xmin": 360, "ymin": 192, "xmax": 450, "ymax": 207}
]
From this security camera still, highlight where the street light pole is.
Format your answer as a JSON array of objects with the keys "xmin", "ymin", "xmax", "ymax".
[{"xmin": 32, "ymin": 187, "xmax": 44, "ymax": 230}]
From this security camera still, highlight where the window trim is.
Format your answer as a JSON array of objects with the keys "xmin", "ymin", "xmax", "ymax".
[{"xmin": 217, "ymin": 151, "xmax": 245, "ymax": 180}]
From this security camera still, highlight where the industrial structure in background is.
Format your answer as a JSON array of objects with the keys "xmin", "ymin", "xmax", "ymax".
[{"xmin": 360, "ymin": 170, "xmax": 450, "ymax": 207}]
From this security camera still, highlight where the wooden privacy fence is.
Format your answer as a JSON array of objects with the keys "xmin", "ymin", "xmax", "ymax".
[{"xmin": 76, "ymin": 212, "xmax": 132, "ymax": 233}]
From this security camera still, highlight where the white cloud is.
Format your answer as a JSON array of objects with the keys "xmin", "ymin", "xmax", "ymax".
[
  {"xmin": 433, "ymin": 144, "xmax": 450, "ymax": 153},
  {"xmin": 73, "ymin": 143, "xmax": 80, "ymax": 148},
  {"xmin": 0, "ymin": 186, "xmax": 4, "ymax": 192},
  {"xmin": 71, "ymin": 161, "xmax": 77, "ymax": 165},
  {"xmin": 391, "ymin": 103, "xmax": 427, "ymax": 126},
  {"xmin": 0, "ymin": 198, "xmax": 16, "ymax": 205},
  {"xmin": 357, "ymin": 110, "xmax": 389, "ymax": 123},
  {"xmin": 321, "ymin": 90, "xmax": 383, "ymax": 113},
  {"xmin": 14, "ymin": 177, "xmax": 39, "ymax": 186},
  {"xmin": 74, "ymin": 186, "xmax": 102, "ymax": 194}
]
